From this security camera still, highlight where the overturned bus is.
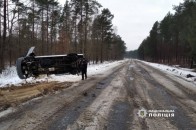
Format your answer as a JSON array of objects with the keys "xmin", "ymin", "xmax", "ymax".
[{"xmin": 16, "ymin": 47, "xmax": 83, "ymax": 79}]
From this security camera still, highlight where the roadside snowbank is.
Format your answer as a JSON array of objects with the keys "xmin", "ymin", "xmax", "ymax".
[
  {"xmin": 142, "ymin": 61, "xmax": 196, "ymax": 84},
  {"xmin": 0, "ymin": 60, "xmax": 125, "ymax": 88}
]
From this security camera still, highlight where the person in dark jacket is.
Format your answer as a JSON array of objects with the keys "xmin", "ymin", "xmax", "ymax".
[{"xmin": 79, "ymin": 58, "xmax": 88, "ymax": 80}]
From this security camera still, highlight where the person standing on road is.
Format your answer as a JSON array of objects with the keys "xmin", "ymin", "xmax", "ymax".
[{"xmin": 79, "ymin": 58, "xmax": 88, "ymax": 80}]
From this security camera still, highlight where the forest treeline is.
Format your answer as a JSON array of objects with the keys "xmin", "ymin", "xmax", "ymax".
[
  {"xmin": 0, "ymin": 0, "xmax": 126, "ymax": 72},
  {"xmin": 129, "ymin": 0, "xmax": 196, "ymax": 68}
]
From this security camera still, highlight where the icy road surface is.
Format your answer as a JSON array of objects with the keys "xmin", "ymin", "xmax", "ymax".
[{"xmin": 0, "ymin": 60, "xmax": 196, "ymax": 130}]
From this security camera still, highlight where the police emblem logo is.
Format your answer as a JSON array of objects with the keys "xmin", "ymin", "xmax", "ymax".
[{"xmin": 137, "ymin": 108, "xmax": 148, "ymax": 118}]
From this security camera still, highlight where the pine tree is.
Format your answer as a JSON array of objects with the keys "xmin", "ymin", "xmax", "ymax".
[{"xmin": 98, "ymin": 8, "xmax": 114, "ymax": 63}]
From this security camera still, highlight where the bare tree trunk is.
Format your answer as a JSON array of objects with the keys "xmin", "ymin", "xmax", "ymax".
[
  {"xmin": 65, "ymin": 8, "xmax": 71, "ymax": 53},
  {"xmin": 46, "ymin": 3, "xmax": 49, "ymax": 54},
  {"xmin": 0, "ymin": 6, "xmax": 2, "ymax": 71},
  {"xmin": 175, "ymin": 33, "xmax": 179, "ymax": 64},
  {"xmin": 74, "ymin": 17, "xmax": 77, "ymax": 53},
  {"xmin": 50, "ymin": 26, "xmax": 53, "ymax": 54},
  {"xmin": 50, "ymin": 6, "xmax": 54, "ymax": 54},
  {"xmin": 41, "ymin": 9, "xmax": 44, "ymax": 55},
  {"xmin": 80, "ymin": 0, "xmax": 84, "ymax": 54},
  {"xmin": 100, "ymin": 27, "xmax": 103, "ymax": 63},
  {"xmin": 1, "ymin": 0, "xmax": 6, "ymax": 71},
  {"xmin": 96, "ymin": 37, "xmax": 99, "ymax": 64},
  {"xmin": 6, "ymin": 0, "xmax": 9, "ymax": 31},
  {"xmin": 84, "ymin": 11, "xmax": 88, "ymax": 56},
  {"xmin": 32, "ymin": 0, "xmax": 35, "ymax": 46},
  {"xmin": 18, "ymin": 5, "xmax": 21, "ymax": 56},
  {"xmin": 8, "ymin": 6, "xmax": 17, "ymax": 66}
]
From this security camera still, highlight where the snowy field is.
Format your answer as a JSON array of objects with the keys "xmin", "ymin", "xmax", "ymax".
[
  {"xmin": 0, "ymin": 60, "xmax": 125, "ymax": 88},
  {"xmin": 142, "ymin": 61, "xmax": 196, "ymax": 84}
]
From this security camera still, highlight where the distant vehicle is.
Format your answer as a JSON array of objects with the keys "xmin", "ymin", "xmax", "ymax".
[{"xmin": 16, "ymin": 47, "xmax": 83, "ymax": 79}]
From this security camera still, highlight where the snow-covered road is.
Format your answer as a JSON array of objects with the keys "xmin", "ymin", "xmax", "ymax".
[{"xmin": 0, "ymin": 59, "xmax": 196, "ymax": 130}]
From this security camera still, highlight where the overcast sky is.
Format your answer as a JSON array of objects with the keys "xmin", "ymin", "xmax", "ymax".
[{"xmin": 58, "ymin": 0, "xmax": 184, "ymax": 51}]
